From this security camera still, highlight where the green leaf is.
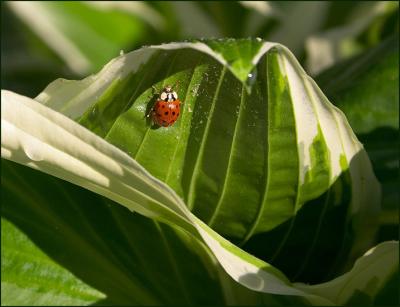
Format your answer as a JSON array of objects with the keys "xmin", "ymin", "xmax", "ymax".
[
  {"xmin": 199, "ymin": 38, "xmax": 264, "ymax": 83},
  {"xmin": 1, "ymin": 160, "xmax": 222, "ymax": 305},
  {"xmin": 358, "ymin": 128, "xmax": 399, "ymax": 215},
  {"xmin": 34, "ymin": 39, "xmax": 381, "ymax": 282},
  {"xmin": 317, "ymin": 35, "xmax": 399, "ymax": 244},
  {"xmin": 169, "ymin": 2, "xmax": 222, "ymax": 38},
  {"xmin": 317, "ymin": 35, "xmax": 399, "ymax": 134},
  {"xmin": 1, "ymin": 218, "xmax": 105, "ymax": 306},
  {"xmin": 305, "ymin": 2, "xmax": 398, "ymax": 75},
  {"xmin": 7, "ymin": 1, "xmax": 154, "ymax": 75},
  {"xmin": 1, "ymin": 3, "xmax": 74, "ymax": 98},
  {"xmin": 2, "ymin": 159, "xmax": 308, "ymax": 306},
  {"xmin": 267, "ymin": 2, "xmax": 331, "ymax": 55},
  {"xmin": 2, "ymin": 87, "xmax": 319, "ymax": 303},
  {"xmin": 373, "ymin": 267, "xmax": 399, "ymax": 305},
  {"xmin": 295, "ymin": 241, "xmax": 399, "ymax": 306},
  {"xmin": 2, "ymin": 39, "xmax": 394, "ymax": 305}
]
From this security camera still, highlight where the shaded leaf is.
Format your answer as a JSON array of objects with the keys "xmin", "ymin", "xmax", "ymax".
[
  {"xmin": 1, "ymin": 217, "xmax": 105, "ymax": 306},
  {"xmin": 32, "ymin": 39, "xmax": 381, "ymax": 283},
  {"xmin": 1, "ymin": 3, "xmax": 74, "ymax": 97},
  {"xmin": 2, "ymin": 39, "xmax": 393, "ymax": 306},
  {"xmin": 305, "ymin": 2, "xmax": 398, "ymax": 75},
  {"xmin": 2, "ymin": 159, "xmax": 309, "ymax": 306},
  {"xmin": 295, "ymin": 241, "xmax": 399, "ymax": 306},
  {"xmin": 317, "ymin": 35, "xmax": 399, "ymax": 243},
  {"xmin": 317, "ymin": 35, "xmax": 399, "ymax": 134},
  {"xmin": 7, "ymin": 1, "xmax": 151, "ymax": 74}
]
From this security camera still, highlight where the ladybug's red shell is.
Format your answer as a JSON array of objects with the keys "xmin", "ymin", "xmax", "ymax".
[{"xmin": 152, "ymin": 99, "xmax": 181, "ymax": 127}]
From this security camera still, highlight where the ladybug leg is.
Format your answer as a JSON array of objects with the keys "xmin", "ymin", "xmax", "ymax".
[
  {"xmin": 146, "ymin": 98, "xmax": 158, "ymax": 118},
  {"xmin": 146, "ymin": 105, "xmax": 156, "ymax": 118},
  {"xmin": 146, "ymin": 86, "xmax": 159, "ymax": 118},
  {"xmin": 148, "ymin": 109, "xmax": 158, "ymax": 127},
  {"xmin": 150, "ymin": 110, "xmax": 156, "ymax": 123}
]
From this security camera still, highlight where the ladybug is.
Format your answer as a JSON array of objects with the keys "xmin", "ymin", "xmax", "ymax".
[{"xmin": 150, "ymin": 85, "xmax": 182, "ymax": 127}]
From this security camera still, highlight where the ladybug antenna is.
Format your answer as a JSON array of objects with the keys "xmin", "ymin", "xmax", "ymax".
[
  {"xmin": 151, "ymin": 85, "xmax": 160, "ymax": 95},
  {"xmin": 172, "ymin": 80, "xmax": 180, "ymax": 91}
]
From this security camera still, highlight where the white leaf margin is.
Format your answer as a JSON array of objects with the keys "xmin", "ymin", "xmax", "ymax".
[
  {"xmin": 2, "ymin": 89, "xmax": 398, "ymax": 306},
  {"xmin": 294, "ymin": 241, "xmax": 399, "ymax": 305},
  {"xmin": 34, "ymin": 39, "xmax": 379, "ymax": 188},
  {"xmin": 1, "ymin": 40, "xmax": 396, "ymax": 305},
  {"xmin": 35, "ymin": 40, "xmax": 382, "ymax": 253},
  {"xmin": 1, "ymin": 89, "xmax": 324, "ymax": 304}
]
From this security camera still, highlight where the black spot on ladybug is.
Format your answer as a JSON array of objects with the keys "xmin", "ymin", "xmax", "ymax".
[
  {"xmin": 165, "ymin": 111, "xmax": 169, "ymax": 115},
  {"xmin": 177, "ymin": 113, "xmax": 179, "ymax": 116},
  {"xmin": 161, "ymin": 105, "xmax": 165, "ymax": 108},
  {"xmin": 172, "ymin": 111, "xmax": 175, "ymax": 115}
]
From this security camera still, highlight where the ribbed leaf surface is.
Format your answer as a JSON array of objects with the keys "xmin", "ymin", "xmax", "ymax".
[
  {"xmin": 2, "ymin": 39, "xmax": 393, "ymax": 306},
  {"xmin": 35, "ymin": 39, "xmax": 380, "ymax": 282}
]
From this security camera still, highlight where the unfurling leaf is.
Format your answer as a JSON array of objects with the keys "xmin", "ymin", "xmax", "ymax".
[{"xmin": 2, "ymin": 39, "xmax": 394, "ymax": 306}]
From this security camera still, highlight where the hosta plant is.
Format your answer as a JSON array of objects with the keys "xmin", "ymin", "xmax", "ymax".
[{"xmin": 1, "ymin": 38, "xmax": 398, "ymax": 306}]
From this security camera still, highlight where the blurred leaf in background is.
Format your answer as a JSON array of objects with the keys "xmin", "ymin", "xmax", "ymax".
[
  {"xmin": 5, "ymin": 1, "xmax": 156, "ymax": 74},
  {"xmin": 1, "ymin": 2, "xmax": 72, "ymax": 97},
  {"xmin": 316, "ymin": 33, "xmax": 399, "ymax": 244},
  {"xmin": 305, "ymin": 1, "xmax": 398, "ymax": 75},
  {"xmin": 3, "ymin": 1, "xmax": 398, "ymax": 97}
]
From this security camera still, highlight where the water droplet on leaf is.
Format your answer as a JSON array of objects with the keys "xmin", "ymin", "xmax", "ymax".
[
  {"xmin": 24, "ymin": 138, "xmax": 44, "ymax": 161},
  {"xmin": 245, "ymin": 68, "xmax": 258, "ymax": 95},
  {"xmin": 90, "ymin": 106, "xmax": 99, "ymax": 120}
]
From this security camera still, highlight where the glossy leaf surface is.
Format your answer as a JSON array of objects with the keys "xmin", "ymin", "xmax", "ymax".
[
  {"xmin": 35, "ymin": 39, "xmax": 381, "ymax": 282},
  {"xmin": 1, "ymin": 217, "xmax": 104, "ymax": 306},
  {"xmin": 2, "ymin": 39, "xmax": 396, "ymax": 305}
]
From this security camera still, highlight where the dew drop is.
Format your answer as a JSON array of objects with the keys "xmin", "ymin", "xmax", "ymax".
[
  {"xmin": 245, "ymin": 67, "xmax": 258, "ymax": 95},
  {"xmin": 191, "ymin": 84, "xmax": 200, "ymax": 96},
  {"xmin": 239, "ymin": 273, "xmax": 264, "ymax": 291},
  {"xmin": 90, "ymin": 106, "xmax": 99, "ymax": 119},
  {"xmin": 22, "ymin": 263, "xmax": 33, "ymax": 271},
  {"xmin": 24, "ymin": 138, "xmax": 44, "ymax": 161},
  {"xmin": 137, "ymin": 105, "xmax": 146, "ymax": 113}
]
